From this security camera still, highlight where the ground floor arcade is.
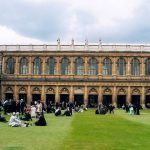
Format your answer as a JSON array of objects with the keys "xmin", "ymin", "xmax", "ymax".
[{"xmin": 1, "ymin": 83, "xmax": 150, "ymax": 108}]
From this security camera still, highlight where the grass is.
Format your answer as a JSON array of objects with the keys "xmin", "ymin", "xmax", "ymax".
[{"xmin": 0, "ymin": 109, "xmax": 150, "ymax": 150}]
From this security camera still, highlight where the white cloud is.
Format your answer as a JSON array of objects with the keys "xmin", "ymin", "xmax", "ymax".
[
  {"xmin": 0, "ymin": 0, "xmax": 149, "ymax": 43},
  {"xmin": 0, "ymin": 26, "xmax": 43, "ymax": 44},
  {"xmin": 22, "ymin": 0, "xmax": 50, "ymax": 4},
  {"xmin": 65, "ymin": 0, "xmax": 142, "ymax": 39}
]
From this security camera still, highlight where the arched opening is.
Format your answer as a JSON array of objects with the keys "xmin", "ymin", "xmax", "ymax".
[
  {"xmin": 5, "ymin": 87, "xmax": 13, "ymax": 100},
  {"xmin": 5, "ymin": 93, "xmax": 13, "ymax": 100},
  {"xmin": 61, "ymin": 58, "xmax": 70, "ymax": 75},
  {"xmin": 103, "ymin": 58, "xmax": 112, "ymax": 75},
  {"xmin": 145, "ymin": 95, "xmax": 150, "ymax": 108},
  {"xmin": 32, "ymin": 87, "xmax": 41, "ymax": 102},
  {"xmin": 46, "ymin": 94, "xmax": 55, "ymax": 104},
  {"xmin": 145, "ymin": 89, "xmax": 150, "ymax": 108},
  {"xmin": 18, "ymin": 87, "xmax": 27, "ymax": 103},
  {"xmin": 131, "ymin": 89, "xmax": 141, "ymax": 106},
  {"xmin": 20, "ymin": 57, "xmax": 28, "ymax": 75},
  {"xmin": 75, "ymin": 57, "xmax": 84, "ymax": 75},
  {"xmin": 103, "ymin": 95, "xmax": 112, "ymax": 107},
  {"xmin": 6, "ymin": 57, "xmax": 15, "ymax": 74},
  {"xmin": 131, "ymin": 95, "xmax": 140, "ymax": 105},
  {"xmin": 19, "ymin": 94, "xmax": 27, "ymax": 103},
  {"xmin": 117, "ymin": 88, "xmax": 126, "ymax": 108},
  {"xmin": 102, "ymin": 88, "xmax": 112, "ymax": 107},
  {"xmin": 74, "ymin": 88, "xmax": 84, "ymax": 106},
  {"xmin": 117, "ymin": 57, "xmax": 126, "ymax": 76},
  {"xmin": 33, "ymin": 57, "xmax": 42, "ymax": 75},
  {"xmin": 74, "ymin": 95, "xmax": 84, "ymax": 106},
  {"xmin": 88, "ymin": 95, "xmax": 98, "ymax": 108},
  {"xmin": 46, "ymin": 88, "xmax": 55, "ymax": 105},
  {"xmin": 131, "ymin": 58, "xmax": 140, "ymax": 76},
  {"xmin": 88, "ymin": 88, "xmax": 98, "ymax": 108},
  {"xmin": 117, "ymin": 95, "xmax": 126, "ymax": 108},
  {"xmin": 60, "ymin": 88, "xmax": 69, "ymax": 108},
  {"xmin": 47, "ymin": 57, "xmax": 56, "ymax": 75},
  {"xmin": 88, "ymin": 58, "xmax": 98, "ymax": 76},
  {"xmin": 32, "ymin": 94, "xmax": 41, "ymax": 102}
]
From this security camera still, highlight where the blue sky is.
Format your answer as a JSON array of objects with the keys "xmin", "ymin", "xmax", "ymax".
[{"xmin": 0, "ymin": 0, "xmax": 149, "ymax": 44}]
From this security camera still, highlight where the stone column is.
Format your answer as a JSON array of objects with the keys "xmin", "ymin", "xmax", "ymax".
[
  {"xmin": 70, "ymin": 86, "xmax": 74, "ymax": 102},
  {"xmin": 112, "ymin": 86, "xmax": 117, "ymax": 106},
  {"xmin": 84, "ymin": 86, "xmax": 88, "ymax": 105},
  {"xmin": 141, "ymin": 57, "xmax": 145, "ymax": 76},
  {"xmin": 112, "ymin": 57, "xmax": 117, "ymax": 76},
  {"xmin": 41, "ymin": 85, "xmax": 45, "ymax": 102},
  {"xmin": 98, "ymin": 57, "xmax": 103, "ymax": 78},
  {"xmin": 141, "ymin": 87, "xmax": 145, "ymax": 108},
  {"xmin": 70, "ymin": 57, "xmax": 74, "ymax": 75},
  {"xmin": 15, "ymin": 57, "xmax": 19, "ymax": 75},
  {"xmin": 42, "ymin": 57, "xmax": 46, "ymax": 75},
  {"xmin": 98, "ymin": 86, "xmax": 102, "ymax": 104},
  {"xmin": 55, "ymin": 86, "xmax": 60, "ymax": 102},
  {"xmin": 127, "ymin": 57, "xmax": 131, "ymax": 76},
  {"xmin": 127, "ymin": 86, "xmax": 131, "ymax": 104},
  {"xmin": 14, "ymin": 85, "xmax": 18, "ymax": 101},
  {"xmin": 1, "ymin": 85, "xmax": 5, "ymax": 100},
  {"xmin": 27, "ymin": 85, "xmax": 31, "ymax": 104}
]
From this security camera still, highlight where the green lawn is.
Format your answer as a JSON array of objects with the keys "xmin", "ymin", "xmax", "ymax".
[{"xmin": 0, "ymin": 109, "xmax": 150, "ymax": 150}]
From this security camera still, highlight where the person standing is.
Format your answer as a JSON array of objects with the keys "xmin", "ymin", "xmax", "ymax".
[
  {"xmin": 20, "ymin": 99, "xmax": 26, "ymax": 115},
  {"xmin": 36, "ymin": 101, "xmax": 42, "ymax": 116}
]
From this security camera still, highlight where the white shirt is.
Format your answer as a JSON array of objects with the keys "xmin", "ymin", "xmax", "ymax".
[{"xmin": 31, "ymin": 106, "xmax": 36, "ymax": 117}]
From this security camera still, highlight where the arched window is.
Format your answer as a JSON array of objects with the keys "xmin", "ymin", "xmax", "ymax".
[
  {"xmin": 33, "ymin": 58, "xmax": 41, "ymax": 75},
  {"xmin": 103, "ymin": 58, "xmax": 112, "ymax": 75},
  {"xmin": 61, "ymin": 58, "xmax": 69, "ymax": 75},
  {"xmin": 75, "ymin": 58, "xmax": 84, "ymax": 75},
  {"xmin": 47, "ymin": 57, "xmax": 56, "ymax": 75},
  {"xmin": 131, "ymin": 58, "xmax": 140, "ymax": 75},
  {"xmin": 145, "ymin": 58, "xmax": 150, "ymax": 76},
  {"xmin": 117, "ymin": 57, "xmax": 126, "ymax": 75},
  {"xmin": 6, "ymin": 58, "xmax": 15, "ymax": 74},
  {"xmin": 88, "ymin": 58, "xmax": 98, "ymax": 75},
  {"xmin": 20, "ymin": 58, "xmax": 28, "ymax": 75}
]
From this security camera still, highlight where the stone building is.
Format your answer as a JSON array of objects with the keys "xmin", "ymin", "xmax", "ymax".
[{"xmin": 0, "ymin": 41, "xmax": 150, "ymax": 108}]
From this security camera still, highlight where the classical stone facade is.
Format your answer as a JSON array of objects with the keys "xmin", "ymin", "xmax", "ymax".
[{"xmin": 0, "ymin": 42, "xmax": 150, "ymax": 108}]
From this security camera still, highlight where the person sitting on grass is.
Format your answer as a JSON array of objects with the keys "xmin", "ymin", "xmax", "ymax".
[
  {"xmin": 55, "ymin": 107, "xmax": 61, "ymax": 116},
  {"xmin": 9, "ymin": 112, "xmax": 22, "ymax": 127},
  {"xmin": 20, "ymin": 111, "xmax": 32, "ymax": 121},
  {"xmin": 63, "ymin": 107, "xmax": 72, "ymax": 116},
  {"xmin": 9, "ymin": 112, "xmax": 30, "ymax": 127},
  {"xmin": 0, "ymin": 113, "xmax": 7, "ymax": 123},
  {"xmin": 35, "ymin": 114, "xmax": 47, "ymax": 126}
]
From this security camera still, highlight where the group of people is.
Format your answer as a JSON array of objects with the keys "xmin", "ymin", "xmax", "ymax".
[
  {"xmin": 0, "ymin": 99, "xmax": 47, "ymax": 127},
  {"xmin": 46, "ymin": 101, "xmax": 87, "ymax": 116},
  {"xmin": 2, "ymin": 99, "xmax": 26, "ymax": 115},
  {"xmin": 95, "ymin": 104, "xmax": 115, "ymax": 115},
  {"xmin": 0, "ymin": 99, "xmax": 88, "ymax": 127},
  {"xmin": 122, "ymin": 104, "xmax": 141, "ymax": 115},
  {"xmin": 95, "ymin": 103, "xmax": 142, "ymax": 115}
]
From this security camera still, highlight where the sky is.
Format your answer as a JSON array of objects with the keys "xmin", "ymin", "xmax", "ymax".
[{"xmin": 0, "ymin": 0, "xmax": 149, "ymax": 44}]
